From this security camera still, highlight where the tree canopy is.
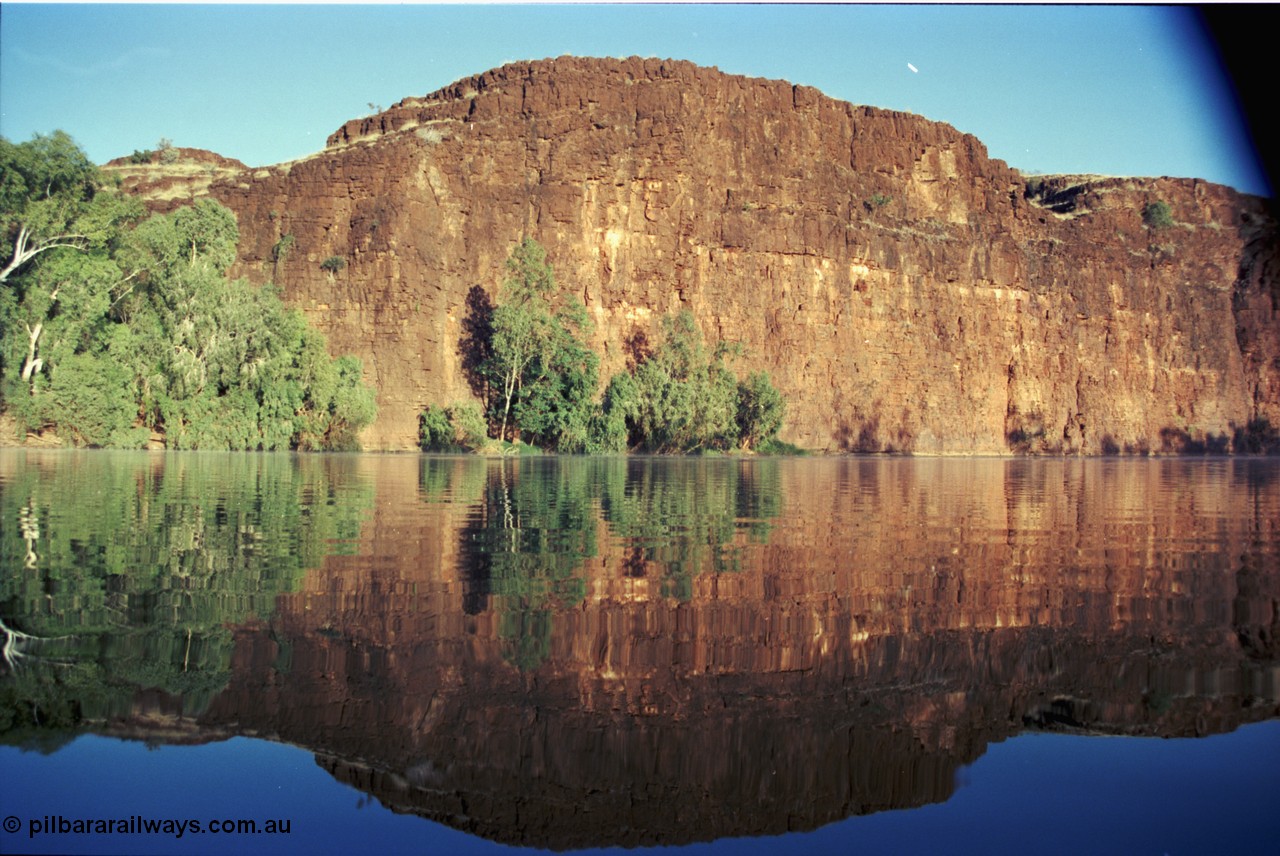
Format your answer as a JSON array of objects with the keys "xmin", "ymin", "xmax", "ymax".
[
  {"xmin": 483, "ymin": 237, "xmax": 599, "ymax": 451},
  {"xmin": 1, "ymin": 131, "xmax": 376, "ymax": 450},
  {"xmin": 429, "ymin": 240, "xmax": 788, "ymax": 455},
  {"xmin": 1, "ymin": 131, "xmax": 107, "ymax": 285}
]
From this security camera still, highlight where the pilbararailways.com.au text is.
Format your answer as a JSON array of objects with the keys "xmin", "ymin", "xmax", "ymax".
[{"xmin": 7, "ymin": 814, "xmax": 293, "ymax": 839}]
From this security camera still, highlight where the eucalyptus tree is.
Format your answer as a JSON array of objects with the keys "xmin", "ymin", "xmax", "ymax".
[
  {"xmin": 123, "ymin": 201, "xmax": 375, "ymax": 450},
  {"xmin": 1, "ymin": 133, "xmax": 144, "ymax": 426},
  {"xmin": 0, "ymin": 131, "xmax": 103, "ymax": 285},
  {"xmin": 625, "ymin": 310, "xmax": 741, "ymax": 452},
  {"xmin": 1, "ymin": 132, "xmax": 376, "ymax": 450},
  {"xmin": 595, "ymin": 311, "xmax": 787, "ymax": 453},
  {"xmin": 486, "ymin": 238, "xmax": 597, "ymax": 449}
]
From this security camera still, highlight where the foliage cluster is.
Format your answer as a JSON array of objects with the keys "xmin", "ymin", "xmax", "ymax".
[
  {"xmin": 0, "ymin": 454, "xmax": 371, "ymax": 741},
  {"xmin": 432, "ymin": 455, "xmax": 782, "ymax": 668},
  {"xmin": 423, "ymin": 238, "xmax": 788, "ymax": 455},
  {"xmin": 595, "ymin": 311, "xmax": 785, "ymax": 453},
  {"xmin": 155, "ymin": 137, "xmax": 178, "ymax": 165},
  {"xmin": 1142, "ymin": 200, "xmax": 1174, "ymax": 229},
  {"xmin": 1, "ymin": 131, "xmax": 376, "ymax": 449},
  {"xmin": 419, "ymin": 400, "xmax": 488, "ymax": 452}
]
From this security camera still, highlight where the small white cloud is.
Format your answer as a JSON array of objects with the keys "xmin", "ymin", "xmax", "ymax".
[
  {"xmin": 14, "ymin": 45, "xmax": 172, "ymax": 78},
  {"xmin": 907, "ymin": 62, "xmax": 919, "ymax": 74}
]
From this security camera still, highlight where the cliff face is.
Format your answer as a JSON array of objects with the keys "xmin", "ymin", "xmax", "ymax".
[{"xmin": 190, "ymin": 56, "xmax": 1277, "ymax": 452}]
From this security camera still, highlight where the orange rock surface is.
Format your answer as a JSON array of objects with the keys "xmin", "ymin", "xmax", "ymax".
[{"xmin": 127, "ymin": 57, "xmax": 1278, "ymax": 452}]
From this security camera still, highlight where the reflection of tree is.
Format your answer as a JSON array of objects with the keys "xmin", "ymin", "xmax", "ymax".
[
  {"xmin": 462, "ymin": 460, "xmax": 597, "ymax": 669},
  {"xmin": 597, "ymin": 458, "xmax": 781, "ymax": 599},
  {"xmin": 458, "ymin": 458, "xmax": 784, "ymax": 666},
  {"xmin": 0, "ymin": 452, "xmax": 371, "ymax": 744},
  {"xmin": 0, "ymin": 616, "xmax": 57, "ymax": 672},
  {"xmin": 417, "ymin": 456, "xmax": 486, "ymax": 506}
]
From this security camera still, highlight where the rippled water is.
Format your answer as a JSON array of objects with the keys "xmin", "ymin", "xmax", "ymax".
[{"xmin": 1, "ymin": 450, "xmax": 1278, "ymax": 854}]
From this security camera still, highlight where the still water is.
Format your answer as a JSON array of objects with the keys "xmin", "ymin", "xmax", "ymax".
[{"xmin": 1, "ymin": 450, "xmax": 1277, "ymax": 855}]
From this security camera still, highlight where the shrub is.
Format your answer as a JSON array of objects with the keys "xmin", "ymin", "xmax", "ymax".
[
  {"xmin": 156, "ymin": 138, "xmax": 178, "ymax": 165},
  {"xmin": 272, "ymin": 234, "xmax": 295, "ymax": 263},
  {"xmin": 1142, "ymin": 200, "xmax": 1174, "ymax": 229},
  {"xmin": 420, "ymin": 405, "xmax": 455, "ymax": 451},
  {"xmin": 736, "ymin": 371, "xmax": 786, "ymax": 450},
  {"xmin": 420, "ymin": 401, "xmax": 488, "ymax": 452},
  {"xmin": 127, "ymin": 149, "xmax": 154, "ymax": 165},
  {"xmin": 756, "ymin": 437, "xmax": 806, "ymax": 455},
  {"xmin": 450, "ymin": 401, "xmax": 488, "ymax": 449},
  {"xmin": 320, "ymin": 255, "xmax": 346, "ymax": 273}
]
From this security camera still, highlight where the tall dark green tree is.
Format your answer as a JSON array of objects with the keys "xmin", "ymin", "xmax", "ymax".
[{"xmin": 485, "ymin": 238, "xmax": 598, "ymax": 450}]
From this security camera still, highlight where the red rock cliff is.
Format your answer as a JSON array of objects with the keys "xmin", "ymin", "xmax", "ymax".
[{"xmin": 192, "ymin": 56, "xmax": 1277, "ymax": 452}]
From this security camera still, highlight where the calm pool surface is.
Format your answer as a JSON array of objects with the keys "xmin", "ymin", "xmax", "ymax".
[{"xmin": 2, "ymin": 451, "xmax": 1278, "ymax": 854}]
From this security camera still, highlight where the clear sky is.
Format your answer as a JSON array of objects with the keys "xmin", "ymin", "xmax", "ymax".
[{"xmin": 0, "ymin": 3, "xmax": 1269, "ymax": 197}]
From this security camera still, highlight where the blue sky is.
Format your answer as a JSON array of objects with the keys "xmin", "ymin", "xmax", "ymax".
[{"xmin": 0, "ymin": 3, "xmax": 1269, "ymax": 196}]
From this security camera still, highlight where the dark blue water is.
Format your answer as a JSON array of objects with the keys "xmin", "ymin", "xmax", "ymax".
[
  {"xmin": 2, "ymin": 451, "xmax": 1278, "ymax": 854},
  {"xmin": 3, "ymin": 722, "xmax": 1278, "ymax": 855}
]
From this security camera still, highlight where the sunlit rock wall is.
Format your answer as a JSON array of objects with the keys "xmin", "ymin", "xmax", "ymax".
[{"xmin": 197, "ymin": 57, "xmax": 1277, "ymax": 452}]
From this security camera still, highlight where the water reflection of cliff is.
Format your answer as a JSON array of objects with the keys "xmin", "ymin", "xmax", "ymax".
[{"xmin": 193, "ymin": 457, "xmax": 1279, "ymax": 850}]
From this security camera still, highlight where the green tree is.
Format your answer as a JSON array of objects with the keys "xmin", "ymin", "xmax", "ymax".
[
  {"xmin": 514, "ymin": 297, "xmax": 598, "ymax": 451},
  {"xmin": 485, "ymin": 238, "xmax": 597, "ymax": 449},
  {"xmin": 1, "ymin": 133, "xmax": 376, "ymax": 450},
  {"xmin": 1, "ymin": 131, "xmax": 103, "ymax": 285},
  {"xmin": 596, "ymin": 311, "xmax": 787, "ymax": 454},
  {"xmin": 1, "ymin": 134, "xmax": 143, "ymax": 410},
  {"xmin": 584, "ymin": 371, "xmax": 637, "ymax": 454},
  {"xmin": 620, "ymin": 311, "xmax": 741, "ymax": 452},
  {"xmin": 736, "ymin": 370, "xmax": 786, "ymax": 450}
]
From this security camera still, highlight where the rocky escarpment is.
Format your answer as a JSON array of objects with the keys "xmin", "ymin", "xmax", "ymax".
[
  {"xmin": 158, "ymin": 56, "xmax": 1276, "ymax": 452},
  {"xmin": 103, "ymin": 147, "xmax": 248, "ymax": 212}
]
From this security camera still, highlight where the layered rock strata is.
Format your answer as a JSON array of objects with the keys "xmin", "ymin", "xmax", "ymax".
[{"xmin": 141, "ymin": 56, "xmax": 1277, "ymax": 452}]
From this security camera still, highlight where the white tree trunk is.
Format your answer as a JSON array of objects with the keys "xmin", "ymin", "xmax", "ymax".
[
  {"xmin": 20, "ymin": 321, "xmax": 44, "ymax": 383},
  {"xmin": 0, "ymin": 224, "xmax": 88, "ymax": 285}
]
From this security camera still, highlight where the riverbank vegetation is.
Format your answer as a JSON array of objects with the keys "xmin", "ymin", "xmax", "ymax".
[
  {"xmin": 422, "ymin": 238, "xmax": 791, "ymax": 455},
  {"xmin": 1, "ymin": 131, "xmax": 376, "ymax": 449}
]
